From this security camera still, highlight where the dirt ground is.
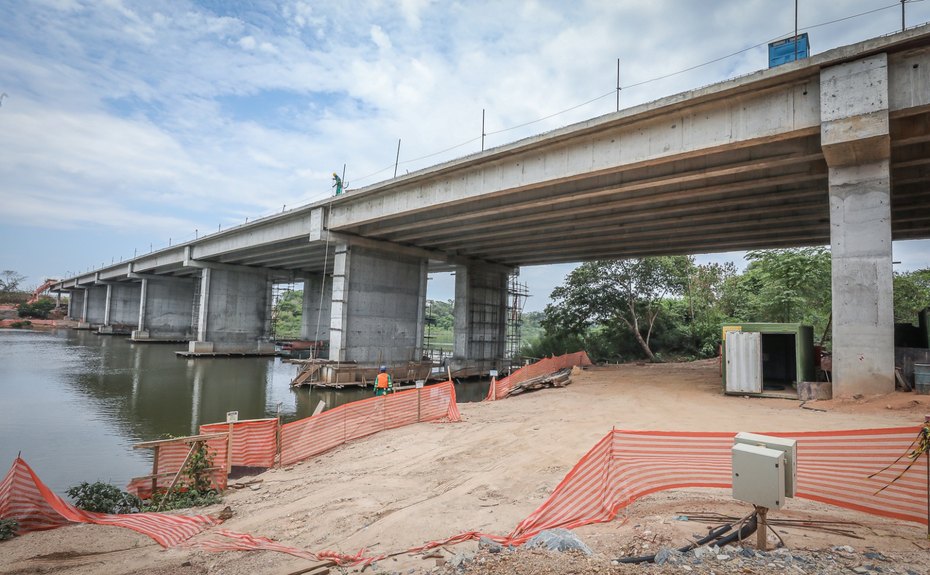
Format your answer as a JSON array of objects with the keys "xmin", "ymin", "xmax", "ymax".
[{"xmin": 2, "ymin": 360, "xmax": 929, "ymax": 575}]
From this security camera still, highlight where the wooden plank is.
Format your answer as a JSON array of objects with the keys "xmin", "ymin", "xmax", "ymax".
[{"xmin": 134, "ymin": 432, "xmax": 228, "ymax": 449}]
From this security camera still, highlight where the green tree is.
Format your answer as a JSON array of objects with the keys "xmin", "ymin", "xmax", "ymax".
[
  {"xmin": 544, "ymin": 257, "xmax": 691, "ymax": 361},
  {"xmin": 721, "ymin": 247, "xmax": 832, "ymax": 339},
  {"xmin": 684, "ymin": 261, "xmax": 738, "ymax": 356},
  {"xmin": 0, "ymin": 270, "xmax": 25, "ymax": 292},
  {"xmin": 273, "ymin": 290, "xmax": 303, "ymax": 339},
  {"xmin": 894, "ymin": 268, "xmax": 930, "ymax": 323}
]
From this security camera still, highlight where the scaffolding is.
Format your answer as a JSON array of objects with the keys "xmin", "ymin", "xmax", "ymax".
[
  {"xmin": 269, "ymin": 281, "xmax": 297, "ymax": 341},
  {"xmin": 506, "ymin": 270, "xmax": 530, "ymax": 363}
]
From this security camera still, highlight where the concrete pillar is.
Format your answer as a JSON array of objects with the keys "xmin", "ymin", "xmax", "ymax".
[
  {"xmin": 452, "ymin": 265, "xmax": 508, "ymax": 373},
  {"xmin": 136, "ymin": 278, "xmax": 148, "ymax": 334},
  {"xmin": 328, "ymin": 244, "xmax": 427, "ymax": 364},
  {"xmin": 68, "ymin": 289, "xmax": 85, "ymax": 321},
  {"xmin": 84, "ymin": 285, "xmax": 108, "ymax": 326},
  {"xmin": 99, "ymin": 283, "xmax": 141, "ymax": 334},
  {"xmin": 132, "ymin": 277, "xmax": 196, "ymax": 341},
  {"xmin": 300, "ymin": 273, "xmax": 332, "ymax": 343},
  {"xmin": 821, "ymin": 53, "xmax": 894, "ymax": 397},
  {"xmin": 103, "ymin": 284, "xmax": 112, "ymax": 326},
  {"xmin": 188, "ymin": 267, "xmax": 273, "ymax": 354}
]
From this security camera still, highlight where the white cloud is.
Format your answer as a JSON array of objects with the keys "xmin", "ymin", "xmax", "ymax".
[
  {"xmin": 2, "ymin": 0, "xmax": 930, "ymax": 291},
  {"xmin": 239, "ymin": 35, "xmax": 257, "ymax": 50},
  {"xmin": 370, "ymin": 24, "xmax": 392, "ymax": 51}
]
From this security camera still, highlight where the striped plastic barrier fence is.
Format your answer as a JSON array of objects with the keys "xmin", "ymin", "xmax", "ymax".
[
  {"xmin": 280, "ymin": 380, "xmax": 460, "ymax": 467},
  {"xmin": 509, "ymin": 426, "xmax": 928, "ymax": 543},
  {"xmin": 487, "ymin": 351, "xmax": 592, "ymax": 400},
  {"xmin": 126, "ymin": 434, "xmax": 230, "ymax": 499},
  {"xmin": 200, "ymin": 418, "xmax": 278, "ymax": 468},
  {"xmin": 0, "ymin": 457, "xmax": 219, "ymax": 547}
]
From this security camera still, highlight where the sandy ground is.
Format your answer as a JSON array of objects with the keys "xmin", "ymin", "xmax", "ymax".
[{"xmin": 2, "ymin": 360, "xmax": 929, "ymax": 575}]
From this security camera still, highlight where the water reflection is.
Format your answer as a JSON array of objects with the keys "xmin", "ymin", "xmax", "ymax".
[{"xmin": 0, "ymin": 328, "xmax": 489, "ymax": 495}]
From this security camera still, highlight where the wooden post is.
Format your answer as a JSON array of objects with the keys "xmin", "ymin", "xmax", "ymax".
[
  {"xmin": 226, "ymin": 422, "xmax": 234, "ymax": 477},
  {"xmin": 156, "ymin": 441, "xmax": 199, "ymax": 512},
  {"xmin": 756, "ymin": 506, "xmax": 768, "ymax": 551},
  {"xmin": 150, "ymin": 445, "xmax": 160, "ymax": 496}
]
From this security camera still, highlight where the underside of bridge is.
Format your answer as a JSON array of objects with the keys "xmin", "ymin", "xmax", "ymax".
[{"xmin": 51, "ymin": 26, "xmax": 930, "ymax": 397}]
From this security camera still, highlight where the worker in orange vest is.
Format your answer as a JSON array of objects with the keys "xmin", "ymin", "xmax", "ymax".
[{"xmin": 375, "ymin": 366, "xmax": 392, "ymax": 396}]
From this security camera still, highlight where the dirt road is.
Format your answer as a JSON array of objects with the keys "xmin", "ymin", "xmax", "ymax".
[{"xmin": 2, "ymin": 360, "xmax": 928, "ymax": 575}]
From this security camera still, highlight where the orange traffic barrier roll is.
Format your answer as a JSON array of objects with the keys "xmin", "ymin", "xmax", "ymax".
[{"xmin": 487, "ymin": 351, "xmax": 592, "ymax": 401}]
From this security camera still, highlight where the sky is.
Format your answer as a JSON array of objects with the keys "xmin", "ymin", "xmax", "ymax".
[{"xmin": 2, "ymin": 0, "xmax": 930, "ymax": 312}]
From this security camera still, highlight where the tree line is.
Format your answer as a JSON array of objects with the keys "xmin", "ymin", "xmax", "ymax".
[{"xmin": 526, "ymin": 248, "xmax": 930, "ymax": 363}]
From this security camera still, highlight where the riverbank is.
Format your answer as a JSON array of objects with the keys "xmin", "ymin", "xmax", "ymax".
[{"xmin": 2, "ymin": 360, "xmax": 929, "ymax": 575}]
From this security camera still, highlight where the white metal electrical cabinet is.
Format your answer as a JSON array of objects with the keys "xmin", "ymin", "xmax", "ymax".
[
  {"xmin": 725, "ymin": 331, "xmax": 762, "ymax": 394},
  {"xmin": 734, "ymin": 432, "xmax": 797, "ymax": 498},
  {"xmin": 732, "ymin": 443, "xmax": 786, "ymax": 509}
]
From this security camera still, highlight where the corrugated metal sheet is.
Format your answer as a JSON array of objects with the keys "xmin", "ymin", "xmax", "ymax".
[{"xmin": 725, "ymin": 331, "xmax": 762, "ymax": 394}]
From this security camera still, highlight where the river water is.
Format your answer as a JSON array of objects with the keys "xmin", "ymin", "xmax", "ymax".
[{"xmin": 0, "ymin": 328, "xmax": 488, "ymax": 495}]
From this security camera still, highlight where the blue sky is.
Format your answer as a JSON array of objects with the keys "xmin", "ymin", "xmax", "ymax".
[{"xmin": 2, "ymin": 0, "xmax": 929, "ymax": 311}]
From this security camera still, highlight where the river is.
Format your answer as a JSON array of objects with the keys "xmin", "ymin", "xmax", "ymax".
[{"xmin": 0, "ymin": 328, "xmax": 489, "ymax": 495}]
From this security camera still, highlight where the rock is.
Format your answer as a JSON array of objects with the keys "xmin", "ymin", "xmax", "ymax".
[
  {"xmin": 692, "ymin": 547, "xmax": 712, "ymax": 559},
  {"xmin": 522, "ymin": 528, "xmax": 593, "ymax": 555},
  {"xmin": 739, "ymin": 547, "xmax": 755, "ymax": 558},
  {"xmin": 864, "ymin": 552, "xmax": 889, "ymax": 562},
  {"xmin": 716, "ymin": 554, "xmax": 731, "ymax": 561},
  {"xmin": 478, "ymin": 536, "xmax": 503, "ymax": 554},
  {"xmin": 852, "ymin": 567, "xmax": 870, "ymax": 574},
  {"xmin": 249, "ymin": 484, "xmax": 261, "ymax": 491},
  {"xmin": 654, "ymin": 547, "xmax": 672, "ymax": 565},
  {"xmin": 681, "ymin": 566, "xmax": 692, "ymax": 572},
  {"xmin": 832, "ymin": 545, "xmax": 855, "ymax": 554},
  {"xmin": 449, "ymin": 552, "xmax": 475, "ymax": 568}
]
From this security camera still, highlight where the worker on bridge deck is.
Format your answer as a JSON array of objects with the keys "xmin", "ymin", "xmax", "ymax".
[{"xmin": 375, "ymin": 366, "xmax": 392, "ymax": 396}]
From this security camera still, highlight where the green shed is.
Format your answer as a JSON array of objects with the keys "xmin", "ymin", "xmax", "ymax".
[{"xmin": 722, "ymin": 323, "xmax": 815, "ymax": 396}]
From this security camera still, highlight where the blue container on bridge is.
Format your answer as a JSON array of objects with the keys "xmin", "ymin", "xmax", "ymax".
[{"xmin": 769, "ymin": 33, "xmax": 810, "ymax": 68}]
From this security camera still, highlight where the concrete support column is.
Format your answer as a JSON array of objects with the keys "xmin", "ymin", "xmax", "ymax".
[
  {"xmin": 327, "ymin": 244, "xmax": 427, "ymax": 364},
  {"xmin": 188, "ymin": 267, "xmax": 273, "ymax": 354},
  {"xmin": 103, "ymin": 284, "xmax": 113, "ymax": 326},
  {"xmin": 99, "ymin": 283, "xmax": 142, "ymax": 334},
  {"xmin": 821, "ymin": 53, "xmax": 894, "ymax": 397},
  {"xmin": 84, "ymin": 285, "xmax": 108, "ymax": 326},
  {"xmin": 136, "ymin": 278, "xmax": 148, "ymax": 333},
  {"xmin": 68, "ymin": 289, "xmax": 85, "ymax": 322},
  {"xmin": 300, "ymin": 273, "xmax": 332, "ymax": 343},
  {"xmin": 452, "ymin": 265, "xmax": 508, "ymax": 373},
  {"xmin": 131, "ymin": 277, "xmax": 196, "ymax": 341}
]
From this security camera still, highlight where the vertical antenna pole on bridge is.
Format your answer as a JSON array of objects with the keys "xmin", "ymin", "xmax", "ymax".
[
  {"xmin": 393, "ymin": 138, "xmax": 401, "ymax": 178},
  {"xmin": 616, "ymin": 58, "xmax": 620, "ymax": 112},
  {"xmin": 481, "ymin": 108, "xmax": 486, "ymax": 151}
]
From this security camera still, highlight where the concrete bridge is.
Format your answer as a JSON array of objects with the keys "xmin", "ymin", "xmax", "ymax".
[{"xmin": 53, "ymin": 26, "xmax": 930, "ymax": 397}]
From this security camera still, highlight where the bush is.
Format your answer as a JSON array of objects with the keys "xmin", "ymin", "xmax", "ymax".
[
  {"xmin": 9, "ymin": 320, "xmax": 32, "ymax": 329},
  {"xmin": 66, "ymin": 482, "xmax": 142, "ymax": 514},
  {"xmin": 17, "ymin": 299, "xmax": 56, "ymax": 319},
  {"xmin": 0, "ymin": 518, "xmax": 17, "ymax": 541},
  {"xmin": 142, "ymin": 488, "xmax": 221, "ymax": 512}
]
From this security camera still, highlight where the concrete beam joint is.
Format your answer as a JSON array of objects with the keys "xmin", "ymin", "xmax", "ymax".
[{"xmin": 821, "ymin": 54, "xmax": 890, "ymax": 168}]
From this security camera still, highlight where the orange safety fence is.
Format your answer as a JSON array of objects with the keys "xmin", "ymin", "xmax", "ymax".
[
  {"xmin": 487, "ymin": 351, "xmax": 592, "ymax": 401},
  {"xmin": 0, "ymin": 381, "xmax": 461, "ymax": 551},
  {"xmin": 0, "ymin": 457, "xmax": 220, "ymax": 547},
  {"xmin": 280, "ymin": 380, "xmax": 460, "ymax": 466},
  {"xmin": 201, "ymin": 418, "xmax": 279, "ymax": 468},
  {"xmin": 188, "ymin": 424, "xmax": 928, "ymax": 563},
  {"xmin": 126, "ymin": 434, "xmax": 230, "ymax": 499},
  {"xmin": 3, "ymin": 421, "xmax": 927, "ymax": 562},
  {"xmin": 510, "ymin": 425, "xmax": 928, "ymax": 543}
]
